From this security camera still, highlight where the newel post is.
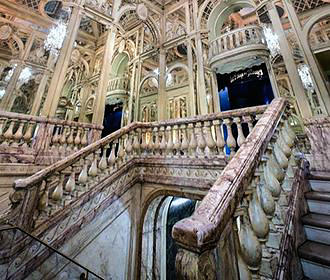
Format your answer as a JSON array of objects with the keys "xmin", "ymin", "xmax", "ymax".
[
  {"xmin": 176, "ymin": 248, "xmax": 216, "ymax": 280},
  {"xmin": 172, "ymin": 218, "xmax": 218, "ymax": 280}
]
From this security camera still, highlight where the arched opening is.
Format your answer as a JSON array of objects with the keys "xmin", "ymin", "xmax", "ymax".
[
  {"xmin": 141, "ymin": 195, "xmax": 198, "ymax": 279},
  {"xmin": 209, "ymin": 3, "xmax": 274, "ymax": 111},
  {"xmin": 308, "ymin": 16, "xmax": 330, "ymax": 87},
  {"xmin": 102, "ymin": 52, "xmax": 130, "ymax": 137}
]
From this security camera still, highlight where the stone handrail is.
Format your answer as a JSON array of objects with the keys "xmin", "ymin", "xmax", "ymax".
[
  {"xmin": 172, "ymin": 98, "xmax": 300, "ymax": 279},
  {"xmin": 7, "ymin": 105, "xmax": 266, "ymax": 231},
  {"xmin": 209, "ymin": 25, "xmax": 266, "ymax": 59},
  {"xmin": 0, "ymin": 110, "xmax": 103, "ymax": 164},
  {"xmin": 107, "ymin": 76, "xmax": 130, "ymax": 93}
]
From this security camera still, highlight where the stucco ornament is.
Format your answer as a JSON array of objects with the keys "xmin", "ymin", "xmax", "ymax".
[
  {"xmin": 0, "ymin": 25, "xmax": 12, "ymax": 40},
  {"xmin": 118, "ymin": 39, "xmax": 125, "ymax": 53},
  {"xmin": 136, "ymin": 3, "xmax": 148, "ymax": 21}
]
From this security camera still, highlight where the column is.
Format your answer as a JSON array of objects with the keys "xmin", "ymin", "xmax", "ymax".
[
  {"xmin": 158, "ymin": 48, "xmax": 167, "ymax": 120},
  {"xmin": 0, "ymin": 33, "xmax": 35, "ymax": 111},
  {"xmin": 91, "ymin": 26, "xmax": 117, "ymax": 124},
  {"xmin": 265, "ymin": 58, "xmax": 280, "ymax": 98},
  {"xmin": 185, "ymin": 2, "xmax": 197, "ymax": 116},
  {"xmin": 30, "ymin": 52, "xmax": 57, "ymax": 115},
  {"xmin": 283, "ymin": 0, "xmax": 330, "ymax": 114},
  {"xmin": 41, "ymin": 6, "xmax": 83, "ymax": 118},
  {"xmin": 192, "ymin": 0, "xmax": 208, "ymax": 115},
  {"xmin": 157, "ymin": 14, "xmax": 167, "ymax": 120},
  {"xmin": 267, "ymin": 2, "xmax": 312, "ymax": 118}
]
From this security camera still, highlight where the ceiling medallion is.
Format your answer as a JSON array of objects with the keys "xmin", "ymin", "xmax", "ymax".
[
  {"xmin": 136, "ymin": 3, "xmax": 148, "ymax": 21},
  {"xmin": 0, "ymin": 25, "xmax": 12, "ymax": 40}
]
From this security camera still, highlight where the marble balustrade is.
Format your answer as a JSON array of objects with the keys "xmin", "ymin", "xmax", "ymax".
[
  {"xmin": 209, "ymin": 25, "xmax": 266, "ymax": 59},
  {"xmin": 0, "ymin": 110, "xmax": 103, "ymax": 164},
  {"xmin": 172, "ymin": 98, "xmax": 306, "ymax": 279},
  {"xmin": 4, "ymin": 104, "xmax": 267, "ymax": 234}
]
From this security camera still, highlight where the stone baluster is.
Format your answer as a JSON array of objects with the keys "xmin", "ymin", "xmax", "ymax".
[
  {"xmin": 159, "ymin": 126, "xmax": 167, "ymax": 156},
  {"xmin": 12, "ymin": 120, "xmax": 25, "ymax": 147},
  {"xmin": 234, "ymin": 117, "xmax": 246, "ymax": 148},
  {"xmin": 147, "ymin": 128, "xmax": 154, "ymax": 155},
  {"xmin": 51, "ymin": 125, "xmax": 60, "ymax": 150},
  {"xmin": 173, "ymin": 125, "xmax": 180, "ymax": 157},
  {"xmin": 98, "ymin": 146, "xmax": 108, "ymax": 172},
  {"xmin": 180, "ymin": 124, "xmax": 189, "ymax": 157},
  {"xmin": 224, "ymin": 118, "xmax": 236, "ymax": 158},
  {"xmin": 88, "ymin": 152, "xmax": 98, "ymax": 180},
  {"xmin": 74, "ymin": 127, "xmax": 82, "ymax": 151},
  {"xmin": 0, "ymin": 117, "xmax": 7, "ymax": 139},
  {"xmin": 203, "ymin": 121, "xmax": 216, "ymax": 156},
  {"xmin": 236, "ymin": 213, "xmax": 262, "ymax": 276},
  {"xmin": 59, "ymin": 125, "xmax": 67, "ymax": 155},
  {"xmin": 66, "ymin": 126, "xmax": 75, "ymax": 152},
  {"xmin": 243, "ymin": 115, "xmax": 254, "ymax": 134},
  {"xmin": 81, "ymin": 128, "xmax": 89, "ymax": 147},
  {"xmin": 3, "ymin": 119, "xmax": 16, "ymax": 146},
  {"xmin": 64, "ymin": 170, "xmax": 76, "ymax": 201},
  {"xmin": 166, "ymin": 125, "xmax": 174, "ymax": 157},
  {"xmin": 125, "ymin": 133, "xmax": 133, "ymax": 159},
  {"xmin": 117, "ymin": 138, "xmax": 125, "ymax": 165},
  {"xmin": 108, "ymin": 141, "xmax": 117, "ymax": 170},
  {"xmin": 195, "ymin": 122, "xmax": 206, "ymax": 157},
  {"xmin": 51, "ymin": 172, "xmax": 64, "ymax": 206},
  {"xmin": 153, "ymin": 127, "xmax": 160, "ymax": 156},
  {"xmin": 78, "ymin": 159, "xmax": 88, "ymax": 192},
  {"xmin": 140, "ymin": 128, "xmax": 147, "ymax": 155},
  {"xmin": 188, "ymin": 123, "xmax": 197, "ymax": 157},
  {"xmin": 22, "ymin": 121, "xmax": 35, "ymax": 147},
  {"xmin": 213, "ymin": 120, "xmax": 225, "ymax": 156},
  {"xmin": 38, "ymin": 180, "xmax": 49, "ymax": 213},
  {"xmin": 133, "ymin": 128, "xmax": 141, "ymax": 156}
]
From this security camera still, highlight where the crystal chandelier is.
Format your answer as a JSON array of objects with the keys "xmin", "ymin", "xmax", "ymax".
[
  {"xmin": 0, "ymin": 88, "xmax": 5, "ymax": 98},
  {"xmin": 263, "ymin": 26, "xmax": 280, "ymax": 58},
  {"xmin": 19, "ymin": 67, "xmax": 32, "ymax": 83},
  {"xmin": 44, "ymin": 20, "xmax": 67, "ymax": 55},
  {"xmin": 298, "ymin": 64, "xmax": 314, "ymax": 92}
]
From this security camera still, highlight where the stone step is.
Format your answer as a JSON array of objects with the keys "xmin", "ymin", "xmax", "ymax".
[
  {"xmin": 302, "ymin": 213, "xmax": 330, "ymax": 245},
  {"xmin": 309, "ymin": 180, "xmax": 330, "ymax": 192},
  {"xmin": 299, "ymin": 241, "xmax": 330, "ymax": 280},
  {"xmin": 306, "ymin": 192, "xmax": 330, "ymax": 215}
]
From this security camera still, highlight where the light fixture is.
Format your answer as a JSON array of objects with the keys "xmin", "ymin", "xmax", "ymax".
[
  {"xmin": 298, "ymin": 64, "xmax": 314, "ymax": 92},
  {"xmin": 4, "ymin": 67, "xmax": 15, "ymax": 82},
  {"xmin": 0, "ymin": 88, "xmax": 5, "ymax": 98},
  {"xmin": 44, "ymin": 20, "xmax": 67, "ymax": 55},
  {"xmin": 19, "ymin": 67, "xmax": 32, "ymax": 83},
  {"xmin": 263, "ymin": 26, "xmax": 280, "ymax": 57}
]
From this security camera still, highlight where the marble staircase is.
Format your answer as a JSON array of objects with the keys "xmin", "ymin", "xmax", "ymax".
[{"xmin": 299, "ymin": 174, "xmax": 330, "ymax": 279}]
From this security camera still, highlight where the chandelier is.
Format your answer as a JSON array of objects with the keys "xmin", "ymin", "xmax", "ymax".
[
  {"xmin": 298, "ymin": 64, "xmax": 314, "ymax": 92},
  {"xmin": 0, "ymin": 88, "xmax": 5, "ymax": 99},
  {"xmin": 19, "ymin": 67, "xmax": 32, "ymax": 83},
  {"xmin": 263, "ymin": 26, "xmax": 280, "ymax": 58},
  {"xmin": 44, "ymin": 20, "xmax": 67, "ymax": 55}
]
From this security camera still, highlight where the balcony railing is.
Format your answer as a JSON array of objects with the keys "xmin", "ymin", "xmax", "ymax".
[
  {"xmin": 0, "ymin": 110, "xmax": 103, "ymax": 164},
  {"xmin": 4, "ymin": 104, "xmax": 267, "ymax": 233},
  {"xmin": 107, "ymin": 77, "xmax": 130, "ymax": 94},
  {"xmin": 209, "ymin": 25, "xmax": 268, "ymax": 70}
]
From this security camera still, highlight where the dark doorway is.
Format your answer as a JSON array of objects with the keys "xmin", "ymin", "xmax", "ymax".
[
  {"xmin": 217, "ymin": 63, "xmax": 274, "ymax": 111},
  {"xmin": 102, "ymin": 103, "xmax": 123, "ymax": 138}
]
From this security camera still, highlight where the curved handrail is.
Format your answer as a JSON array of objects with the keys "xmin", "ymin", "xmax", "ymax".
[
  {"xmin": 14, "ymin": 104, "xmax": 267, "ymax": 190},
  {"xmin": 172, "ymin": 98, "xmax": 288, "ymax": 250}
]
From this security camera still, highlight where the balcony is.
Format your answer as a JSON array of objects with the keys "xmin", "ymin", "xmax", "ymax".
[
  {"xmin": 106, "ymin": 77, "xmax": 130, "ymax": 102},
  {"xmin": 209, "ymin": 25, "xmax": 269, "ymax": 73}
]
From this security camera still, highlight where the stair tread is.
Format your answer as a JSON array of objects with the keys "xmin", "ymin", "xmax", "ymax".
[
  {"xmin": 305, "ymin": 191, "xmax": 330, "ymax": 202},
  {"xmin": 308, "ymin": 172, "xmax": 330, "ymax": 181},
  {"xmin": 299, "ymin": 241, "xmax": 330, "ymax": 267},
  {"xmin": 302, "ymin": 213, "xmax": 330, "ymax": 230}
]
